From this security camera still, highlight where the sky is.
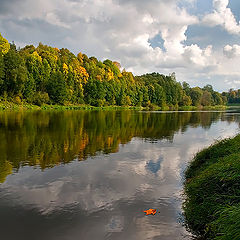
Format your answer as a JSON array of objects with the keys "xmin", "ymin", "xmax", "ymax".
[{"xmin": 1, "ymin": 0, "xmax": 240, "ymax": 91}]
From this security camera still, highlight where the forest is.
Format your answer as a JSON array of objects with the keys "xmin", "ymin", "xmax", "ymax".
[{"xmin": 0, "ymin": 33, "xmax": 236, "ymax": 109}]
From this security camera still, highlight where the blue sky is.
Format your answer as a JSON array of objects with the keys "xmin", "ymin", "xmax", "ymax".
[{"xmin": 1, "ymin": 0, "xmax": 240, "ymax": 91}]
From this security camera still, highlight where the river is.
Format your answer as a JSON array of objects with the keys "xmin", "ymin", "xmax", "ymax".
[{"xmin": 0, "ymin": 110, "xmax": 239, "ymax": 240}]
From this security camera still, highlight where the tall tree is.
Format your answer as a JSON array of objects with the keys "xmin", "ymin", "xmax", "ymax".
[
  {"xmin": 47, "ymin": 71, "xmax": 67, "ymax": 104},
  {"xmin": 3, "ymin": 44, "xmax": 28, "ymax": 96}
]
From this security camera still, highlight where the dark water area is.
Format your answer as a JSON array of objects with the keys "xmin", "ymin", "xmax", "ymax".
[{"xmin": 0, "ymin": 110, "xmax": 240, "ymax": 240}]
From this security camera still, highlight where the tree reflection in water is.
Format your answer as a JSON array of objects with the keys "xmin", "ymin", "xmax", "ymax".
[{"xmin": 0, "ymin": 110, "xmax": 238, "ymax": 183}]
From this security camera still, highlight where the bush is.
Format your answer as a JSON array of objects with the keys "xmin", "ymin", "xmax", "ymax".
[
  {"xmin": 33, "ymin": 92, "xmax": 50, "ymax": 106},
  {"xmin": 14, "ymin": 96, "xmax": 22, "ymax": 104}
]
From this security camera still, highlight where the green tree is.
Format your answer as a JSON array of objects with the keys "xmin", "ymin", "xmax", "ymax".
[
  {"xmin": 0, "ymin": 54, "xmax": 4, "ymax": 94},
  {"xmin": 84, "ymin": 79, "xmax": 106, "ymax": 106},
  {"xmin": 0, "ymin": 33, "xmax": 228, "ymax": 108},
  {"xmin": 47, "ymin": 71, "xmax": 67, "ymax": 104},
  {"xmin": 212, "ymin": 92, "xmax": 223, "ymax": 105},
  {"xmin": 182, "ymin": 81, "xmax": 191, "ymax": 96},
  {"xmin": 203, "ymin": 84, "xmax": 213, "ymax": 93},
  {"xmin": 181, "ymin": 94, "xmax": 192, "ymax": 106},
  {"xmin": 201, "ymin": 90, "xmax": 213, "ymax": 106},
  {"xmin": 190, "ymin": 87, "xmax": 203, "ymax": 106},
  {"xmin": 3, "ymin": 44, "xmax": 28, "ymax": 96},
  {"xmin": 23, "ymin": 73, "xmax": 36, "ymax": 102}
]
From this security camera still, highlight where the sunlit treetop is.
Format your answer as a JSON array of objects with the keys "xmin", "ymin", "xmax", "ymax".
[{"xmin": 0, "ymin": 33, "xmax": 10, "ymax": 55}]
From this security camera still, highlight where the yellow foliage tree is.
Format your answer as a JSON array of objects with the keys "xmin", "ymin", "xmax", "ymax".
[
  {"xmin": 63, "ymin": 63, "xmax": 69, "ymax": 76},
  {"xmin": 0, "ymin": 33, "xmax": 10, "ymax": 55},
  {"xmin": 32, "ymin": 51, "xmax": 42, "ymax": 62},
  {"xmin": 105, "ymin": 68, "xmax": 114, "ymax": 81},
  {"xmin": 74, "ymin": 66, "xmax": 89, "ymax": 84},
  {"xmin": 77, "ymin": 52, "xmax": 84, "ymax": 65}
]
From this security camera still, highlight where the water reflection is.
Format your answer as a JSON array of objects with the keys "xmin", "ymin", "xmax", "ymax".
[
  {"xmin": 1, "ymin": 110, "xmax": 239, "ymax": 183},
  {"xmin": 0, "ymin": 110, "xmax": 239, "ymax": 240},
  {"xmin": 146, "ymin": 157, "xmax": 163, "ymax": 174}
]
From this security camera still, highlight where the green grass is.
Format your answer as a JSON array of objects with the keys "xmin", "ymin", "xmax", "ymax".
[
  {"xmin": 0, "ymin": 102, "xmax": 36, "ymax": 110},
  {"xmin": 227, "ymin": 103, "xmax": 240, "ymax": 106},
  {"xmin": 178, "ymin": 106, "xmax": 198, "ymax": 111},
  {"xmin": 178, "ymin": 105, "xmax": 227, "ymax": 111},
  {"xmin": 200, "ymin": 105, "xmax": 227, "ymax": 110},
  {"xmin": 0, "ymin": 102, "xmax": 143, "ymax": 111},
  {"xmin": 0, "ymin": 101, "xmax": 228, "ymax": 112},
  {"xmin": 184, "ymin": 135, "xmax": 240, "ymax": 239}
]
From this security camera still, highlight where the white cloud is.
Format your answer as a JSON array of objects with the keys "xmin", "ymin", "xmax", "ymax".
[
  {"xmin": 214, "ymin": 0, "xmax": 228, "ymax": 12},
  {"xmin": 45, "ymin": 12, "xmax": 71, "ymax": 29},
  {"xmin": 182, "ymin": 44, "xmax": 213, "ymax": 67},
  {"xmin": 202, "ymin": 0, "xmax": 240, "ymax": 34},
  {"xmin": 1, "ymin": 0, "xmax": 240, "ymax": 90},
  {"xmin": 223, "ymin": 44, "xmax": 240, "ymax": 58},
  {"xmin": 0, "ymin": 0, "xmax": 201, "ymax": 64}
]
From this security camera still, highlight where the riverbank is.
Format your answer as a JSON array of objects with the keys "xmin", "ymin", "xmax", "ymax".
[
  {"xmin": 178, "ymin": 105, "xmax": 227, "ymax": 111},
  {"xmin": 184, "ymin": 135, "xmax": 240, "ymax": 240},
  {"xmin": 0, "ymin": 102, "xmax": 227, "ymax": 111},
  {"xmin": 0, "ymin": 102, "xmax": 142, "ymax": 111}
]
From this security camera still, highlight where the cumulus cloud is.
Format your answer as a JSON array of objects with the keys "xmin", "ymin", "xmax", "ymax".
[
  {"xmin": 202, "ymin": 0, "xmax": 240, "ymax": 34},
  {"xmin": 183, "ymin": 44, "xmax": 213, "ymax": 67},
  {"xmin": 223, "ymin": 44, "xmax": 240, "ymax": 58},
  {"xmin": 0, "ymin": 0, "xmax": 207, "ymax": 71},
  {"xmin": 214, "ymin": 0, "xmax": 228, "ymax": 12},
  {"xmin": 1, "ymin": 0, "xmax": 240, "ymax": 90}
]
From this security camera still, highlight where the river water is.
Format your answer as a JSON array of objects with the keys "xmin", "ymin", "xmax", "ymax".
[{"xmin": 0, "ymin": 110, "xmax": 239, "ymax": 240}]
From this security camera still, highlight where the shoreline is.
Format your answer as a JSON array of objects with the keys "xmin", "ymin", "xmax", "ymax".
[
  {"xmin": 184, "ymin": 135, "xmax": 240, "ymax": 240},
  {"xmin": 0, "ymin": 102, "xmax": 228, "ymax": 111}
]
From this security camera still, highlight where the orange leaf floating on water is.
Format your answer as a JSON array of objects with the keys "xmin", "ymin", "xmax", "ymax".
[{"xmin": 144, "ymin": 209, "xmax": 157, "ymax": 215}]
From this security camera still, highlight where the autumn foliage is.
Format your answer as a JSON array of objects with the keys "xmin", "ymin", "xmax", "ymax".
[{"xmin": 0, "ymin": 33, "xmax": 229, "ymax": 107}]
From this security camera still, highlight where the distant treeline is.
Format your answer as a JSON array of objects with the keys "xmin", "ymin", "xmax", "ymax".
[
  {"xmin": 0, "ymin": 33, "xmax": 234, "ymax": 108},
  {"xmin": 223, "ymin": 89, "xmax": 240, "ymax": 104}
]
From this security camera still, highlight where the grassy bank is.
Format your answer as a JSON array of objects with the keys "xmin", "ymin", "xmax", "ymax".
[
  {"xmin": 227, "ymin": 103, "xmax": 240, "ymax": 106},
  {"xmin": 178, "ymin": 105, "xmax": 227, "ymax": 111},
  {"xmin": 0, "ymin": 102, "xmax": 143, "ymax": 111},
  {"xmin": 0, "ymin": 101, "xmax": 227, "ymax": 111},
  {"xmin": 184, "ymin": 135, "xmax": 240, "ymax": 240}
]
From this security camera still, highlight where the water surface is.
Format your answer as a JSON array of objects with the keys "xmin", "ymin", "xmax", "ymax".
[{"xmin": 0, "ymin": 110, "xmax": 239, "ymax": 240}]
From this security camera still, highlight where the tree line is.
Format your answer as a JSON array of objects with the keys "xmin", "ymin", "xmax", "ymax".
[
  {"xmin": 222, "ymin": 89, "xmax": 240, "ymax": 104},
  {"xmin": 0, "ymin": 33, "xmax": 234, "ymax": 108}
]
